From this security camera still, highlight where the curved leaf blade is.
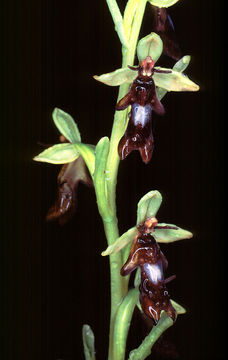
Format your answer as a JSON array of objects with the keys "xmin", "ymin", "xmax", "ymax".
[
  {"xmin": 113, "ymin": 288, "xmax": 139, "ymax": 360},
  {"xmin": 82, "ymin": 324, "xmax": 96, "ymax": 360},
  {"xmin": 137, "ymin": 190, "xmax": 162, "ymax": 225},
  {"xmin": 33, "ymin": 143, "xmax": 80, "ymax": 164},
  {"xmin": 94, "ymin": 67, "xmax": 137, "ymax": 86},
  {"xmin": 52, "ymin": 108, "xmax": 81, "ymax": 143},
  {"xmin": 153, "ymin": 223, "xmax": 193, "ymax": 243}
]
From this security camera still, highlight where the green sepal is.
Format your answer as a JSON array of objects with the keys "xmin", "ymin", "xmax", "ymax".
[
  {"xmin": 153, "ymin": 223, "xmax": 193, "ymax": 243},
  {"xmin": 157, "ymin": 55, "xmax": 191, "ymax": 100},
  {"xmin": 171, "ymin": 299, "xmax": 186, "ymax": 315},
  {"xmin": 33, "ymin": 143, "xmax": 80, "ymax": 164},
  {"xmin": 94, "ymin": 137, "xmax": 112, "ymax": 219},
  {"xmin": 173, "ymin": 55, "xmax": 191, "ymax": 72},
  {"xmin": 52, "ymin": 107, "xmax": 81, "ymax": 143},
  {"xmin": 137, "ymin": 32, "xmax": 163, "ymax": 63},
  {"xmin": 93, "ymin": 67, "xmax": 136, "ymax": 87},
  {"xmin": 154, "ymin": 67, "xmax": 199, "ymax": 92},
  {"xmin": 148, "ymin": 0, "xmax": 180, "ymax": 8},
  {"xmin": 82, "ymin": 324, "xmax": 96, "ymax": 360},
  {"xmin": 137, "ymin": 190, "xmax": 162, "ymax": 225},
  {"xmin": 101, "ymin": 226, "xmax": 138, "ymax": 256},
  {"xmin": 73, "ymin": 143, "xmax": 95, "ymax": 178}
]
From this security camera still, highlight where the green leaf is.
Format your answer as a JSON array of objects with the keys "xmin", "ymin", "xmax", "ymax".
[
  {"xmin": 113, "ymin": 288, "xmax": 139, "ymax": 360},
  {"xmin": 153, "ymin": 67, "xmax": 199, "ymax": 92},
  {"xmin": 171, "ymin": 299, "xmax": 186, "ymax": 315},
  {"xmin": 137, "ymin": 33, "xmax": 163, "ymax": 63},
  {"xmin": 137, "ymin": 190, "xmax": 162, "ymax": 225},
  {"xmin": 128, "ymin": 312, "xmax": 173, "ymax": 360},
  {"xmin": 157, "ymin": 55, "xmax": 191, "ymax": 100},
  {"xmin": 52, "ymin": 108, "xmax": 81, "ymax": 143},
  {"xmin": 153, "ymin": 223, "xmax": 193, "ymax": 243},
  {"xmin": 93, "ymin": 67, "xmax": 136, "ymax": 86},
  {"xmin": 73, "ymin": 143, "xmax": 96, "ymax": 178},
  {"xmin": 33, "ymin": 143, "xmax": 80, "ymax": 164},
  {"xmin": 148, "ymin": 0, "xmax": 180, "ymax": 8},
  {"xmin": 101, "ymin": 226, "xmax": 138, "ymax": 256},
  {"xmin": 94, "ymin": 137, "xmax": 112, "ymax": 219},
  {"xmin": 82, "ymin": 324, "xmax": 96, "ymax": 360}
]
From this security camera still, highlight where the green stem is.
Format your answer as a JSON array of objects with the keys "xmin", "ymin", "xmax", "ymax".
[
  {"xmin": 128, "ymin": 313, "xmax": 174, "ymax": 360},
  {"xmin": 99, "ymin": 1, "xmax": 148, "ymax": 359}
]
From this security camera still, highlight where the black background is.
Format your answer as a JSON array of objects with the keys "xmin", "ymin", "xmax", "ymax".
[{"xmin": 2, "ymin": 0, "xmax": 224, "ymax": 359}]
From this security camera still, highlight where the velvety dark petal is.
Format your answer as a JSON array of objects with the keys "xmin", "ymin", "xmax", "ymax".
[
  {"xmin": 116, "ymin": 91, "xmax": 134, "ymax": 110},
  {"xmin": 46, "ymin": 156, "xmax": 93, "ymax": 225},
  {"xmin": 152, "ymin": 7, "xmax": 182, "ymax": 61}
]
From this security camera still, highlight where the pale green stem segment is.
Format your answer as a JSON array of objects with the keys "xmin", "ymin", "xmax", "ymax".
[
  {"xmin": 102, "ymin": 1, "xmax": 148, "ymax": 359},
  {"xmin": 128, "ymin": 312, "xmax": 174, "ymax": 360},
  {"xmin": 94, "ymin": 137, "xmax": 112, "ymax": 221},
  {"xmin": 106, "ymin": 0, "xmax": 129, "ymax": 48},
  {"xmin": 113, "ymin": 288, "xmax": 139, "ymax": 360}
]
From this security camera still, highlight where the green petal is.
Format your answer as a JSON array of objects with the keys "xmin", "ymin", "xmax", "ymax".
[
  {"xmin": 101, "ymin": 227, "xmax": 138, "ymax": 256},
  {"xmin": 153, "ymin": 223, "xmax": 193, "ymax": 243},
  {"xmin": 137, "ymin": 190, "xmax": 162, "ymax": 225},
  {"xmin": 82, "ymin": 324, "xmax": 96, "ymax": 360},
  {"xmin": 72, "ymin": 143, "xmax": 95, "ymax": 178},
  {"xmin": 93, "ymin": 67, "xmax": 136, "ymax": 86},
  {"xmin": 173, "ymin": 55, "xmax": 191, "ymax": 72},
  {"xmin": 153, "ymin": 67, "xmax": 199, "ymax": 92},
  {"xmin": 33, "ymin": 143, "xmax": 80, "ymax": 164},
  {"xmin": 171, "ymin": 299, "xmax": 186, "ymax": 315},
  {"xmin": 148, "ymin": 0, "xmax": 180, "ymax": 8},
  {"xmin": 157, "ymin": 55, "xmax": 191, "ymax": 100},
  {"xmin": 137, "ymin": 33, "xmax": 163, "ymax": 63},
  {"xmin": 52, "ymin": 108, "xmax": 81, "ymax": 143}
]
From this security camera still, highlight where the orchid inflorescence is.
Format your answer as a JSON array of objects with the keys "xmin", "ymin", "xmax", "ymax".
[{"xmin": 34, "ymin": 1, "xmax": 199, "ymax": 359}]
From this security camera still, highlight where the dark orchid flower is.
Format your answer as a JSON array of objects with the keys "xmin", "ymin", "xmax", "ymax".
[
  {"xmin": 34, "ymin": 108, "xmax": 96, "ymax": 225},
  {"xmin": 121, "ymin": 218, "xmax": 176, "ymax": 324},
  {"xmin": 152, "ymin": 6, "xmax": 182, "ymax": 61},
  {"xmin": 46, "ymin": 155, "xmax": 93, "ymax": 225},
  {"xmin": 116, "ymin": 56, "xmax": 170, "ymax": 163},
  {"xmin": 45, "ymin": 133, "xmax": 93, "ymax": 225}
]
